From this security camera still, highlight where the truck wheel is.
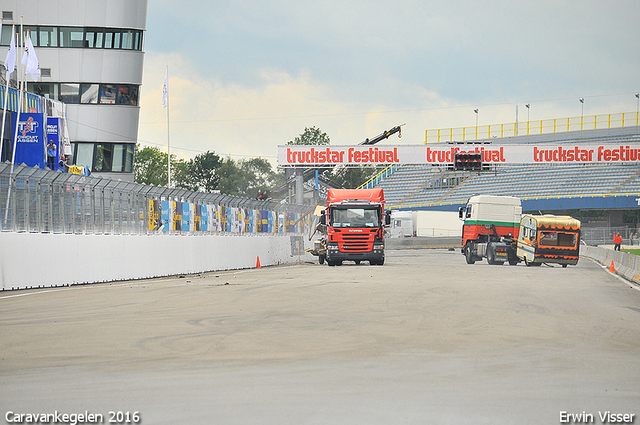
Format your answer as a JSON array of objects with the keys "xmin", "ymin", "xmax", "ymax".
[
  {"xmin": 508, "ymin": 257, "xmax": 519, "ymax": 266},
  {"xmin": 465, "ymin": 244, "xmax": 476, "ymax": 264},
  {"xmin": 319, "ymin": 255, "xmax": 325, "ymax": 265}
]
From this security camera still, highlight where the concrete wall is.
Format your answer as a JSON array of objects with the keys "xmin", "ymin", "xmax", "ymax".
[
  {"xmin": 0, "ymin": 233, "xmax": 312, "ymax": 291},
  {"xmin": 581, "ymin": 245, "xmax": 640, "ymax": 285}
]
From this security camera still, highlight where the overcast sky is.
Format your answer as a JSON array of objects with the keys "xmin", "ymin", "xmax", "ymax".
[{"xmin": 137, "ymin": 0, "xmax": 640, "ymax": 165}]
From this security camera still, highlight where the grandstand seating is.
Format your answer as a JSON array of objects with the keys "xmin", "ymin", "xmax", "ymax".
[{"xmin": 373, "ymin": 127, "xmax": 640, "ymax": 210}]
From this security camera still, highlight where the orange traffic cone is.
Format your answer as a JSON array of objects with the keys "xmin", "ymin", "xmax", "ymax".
[
  {"xmin": 256, "ymin": 256, "xmax": 261, "ymax": 269},
  {"xmin": 609, "ymin": 260, "xmax": 615, "ymax": 272}
]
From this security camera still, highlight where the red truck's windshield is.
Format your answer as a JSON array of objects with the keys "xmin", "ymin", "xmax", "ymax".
[{"xmin": 330, "ymin": 207, "xmax": 380, "ymax": 228}]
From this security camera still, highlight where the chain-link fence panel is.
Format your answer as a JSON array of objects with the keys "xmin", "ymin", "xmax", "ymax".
[{"xmin": 1, "ymin": 164, "xmax": 310, "ymax": 236}]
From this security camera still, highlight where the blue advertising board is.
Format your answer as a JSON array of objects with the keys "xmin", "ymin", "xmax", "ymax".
[
  {"xmin": 47, "ymin": 117, "xmax": 60, "ymax": 171},
  {"xmin": 161, "ymin": 200, "xmax": 171, "ymax": 231},
  {"xmin": 13, "ymin": 113, "xmax": 45, "ymax": 168}
]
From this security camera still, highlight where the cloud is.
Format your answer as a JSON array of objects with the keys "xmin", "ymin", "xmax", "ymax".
[
  {"xmin": 139, "ymin": 0, "xmax": 640, "ymax": 167},
  {"xmin": 138, "ymin": 53, "xmax": 424, "ymax": 163}
]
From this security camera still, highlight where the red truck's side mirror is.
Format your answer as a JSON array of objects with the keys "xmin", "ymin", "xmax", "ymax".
[
  {"xmin": 319, "ymin": 210, "xmax": 326, "ymax": 226},
  {"xmin": 384, "ymin": 211, "xmax": 391, "ymax": 226}
]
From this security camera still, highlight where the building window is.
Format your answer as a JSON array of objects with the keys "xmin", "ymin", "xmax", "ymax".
[
  {"xmin": 80, "ymin": 84, "xmax": 99, "ymax": 104},
  {"xmin": 124, "ymin": 145, "xmax": 134, "ymax": 172},
  {"xmin": 71, "ymin": 142, "xmax": 135, "ymax": 173},
  {"xmin": 27, "ymin": 82, "xmax": 59, "ymax": 99},
  {"xmin": 1, "ymin": 25, "xmax": 143, "ymax": 51},
  {"xmin": 104, "ymin": 29, "xmax": 121, "ymax": 49},
  {"xmin": 23, "ymin": 26, "xmax": 38, "ymax": 43},
  {"xmin": 122, "ymin": 30, "xmax": 134, "ymax": 50},
  {"xmin": 74, "ymin": 143, "xmax": 94, "ymax": 169},
  {"xmin": 133, "ymin": 31, "xmax": 142, "ymax": 50},
  {"xmin": 100, "ymin": 85, "xmax": 117, "ymax": 104},
  {"xmin": 60, "ymin": 83, "xmax": 80, "ymax": 103},
  {"xmin": 26, "ymin": 83, "xmax": 139, "ymax": 105},
  {"xmin": 117, "ymin": 85, "xmax": 138, "ymax": 105},
  {"xmin": 94, "ymin": 144, "xmax": 113, "ymax": 172},
  {"xmin": 0, "ymin": 25, "xmax": 11, "ymax": 45},
  {"xmin": 39, "ymin": 26, "xmax": 58, "ymax": 47},
  {"xmin": 59, "ymin": 27, "xmax": 85, "ymax": 47},
  {"xmin": 112, "ymin": 144, "xmax": 125, "ymax": 172},
  {"xmin": 84, "ymin": 28, "xmax": 104, "ymax": 48}
]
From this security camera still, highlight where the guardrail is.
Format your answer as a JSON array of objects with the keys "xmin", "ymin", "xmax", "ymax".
[
  {"xmin": 0, "ymin": 163, "xmax": 311, "ymax": 235},
  {"xmin": 425, "ymin": 111, "xmax": 640, "ymax": 143}
]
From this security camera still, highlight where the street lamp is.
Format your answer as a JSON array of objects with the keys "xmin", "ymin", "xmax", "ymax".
[
  {"xmin": 636, "ymin": 93, "xmax": 639, "ymax": 113},
  {"xmin": 525, "ymin": 104, "xmax": 530, "ymax": 122},
  {"xmin": 474, "ymin": 109, "xmax": 479, "ymax": 127},
  {"xmin": 580, "ymin": 98, "xmax": 585, "ymax": 117}
]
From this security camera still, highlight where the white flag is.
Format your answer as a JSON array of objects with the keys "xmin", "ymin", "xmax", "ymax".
[
  {"xmin": 162, "ymin": 67, "xmax": 168, "ymax": 107},
  {"xmin": 4, "ymin": 27, "xmax": 16, "ymax": 80},
  {"xmin": 21, "ymin": 31, "xmax": 40, "ymax": 81}
]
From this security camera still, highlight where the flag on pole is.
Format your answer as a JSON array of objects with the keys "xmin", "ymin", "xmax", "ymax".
[
  {"xmin": 21, "ymin": 31, "xmax": 40, "ymax": 81},
  {"xmin": 162, "ymin": 67, "xmax": 168, "ymax": 107},
  {"xmin": 4, "ymin": 28, "xmax": 16, "ymax": 80}
]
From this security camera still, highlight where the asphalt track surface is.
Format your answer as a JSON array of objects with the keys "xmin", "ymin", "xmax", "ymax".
[{"xmin": 1, "ymin": 249, "xmax": 639, "ymax": 425}]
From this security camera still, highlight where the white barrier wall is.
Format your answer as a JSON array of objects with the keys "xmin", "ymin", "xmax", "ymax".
[
  {"xmin": 581, "ymin": 245, "xmax": 640, "ymax": 285},
  {"xmin": 0, "ymin": 233, "xmax": 312, "ymax": 291}
]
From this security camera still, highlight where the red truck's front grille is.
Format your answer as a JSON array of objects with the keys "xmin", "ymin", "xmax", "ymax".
[{"xmin": 339, "ymin": 233, "xmax": 375, "ymax": 252}]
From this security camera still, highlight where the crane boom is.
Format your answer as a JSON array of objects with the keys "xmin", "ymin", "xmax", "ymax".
[{"xmin": 359, "ymin": 124, "xmax": 405, "ymax": 145}]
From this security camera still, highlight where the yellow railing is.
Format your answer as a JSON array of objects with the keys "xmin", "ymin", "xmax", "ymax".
[{"xmin": 424, "ymin": 111, "xmax": 640, "ymax": 144}]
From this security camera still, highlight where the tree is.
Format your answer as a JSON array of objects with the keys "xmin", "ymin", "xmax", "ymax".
[
  {"xmin": 175, "ymin": 151, "xmax": 223, "ymax": 192},
  {"xmin": 330, "ymin": 164, "xmax": 387, "ymax": 189},
  {"xmin": 239, "ymin": 157, "xmax": 282, "ymax": 198},
  {"xmin": 134, "ymin": 144, "xmax": 185, "ymax": 187},
  {"xmin": 216, "ymin": 158, "xmax": 244, "ymax": 195},
  {"xmin": 287, "ymin": 126, "xmax": 330, "ymax": 146},
  {"xmin": 135, "ymin": 145, "xmax": 284, "ymax": 198}
]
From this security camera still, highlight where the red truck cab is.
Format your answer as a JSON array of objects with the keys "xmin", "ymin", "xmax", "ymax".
[{"xmin": 320, "ymin": 188, "xmax": 389, "ymax": 266}]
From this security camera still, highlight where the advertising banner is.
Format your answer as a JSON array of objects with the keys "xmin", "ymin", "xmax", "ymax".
[
  {"xmin": 278, "ymin": 143, "xmax": 640, "ymax": 166},
  {"xmin": 182, "ymin": 203, "xmax": 191, "ymax": 232},
  {"xmin": 46, "ymin": 117, "xmax": 60, "ymax": 171},
  {"xmin": 14, "ymin": 113, "xmax": 45, "ymax": 168},
  {"xmin": 173, "ymin": 202, "xmax": 183, "ymax": 231},
  {"xmin": 210, "ymin": 205, "xmax": 220, "ymax": 231},
  {"xmin": 148, "ymin": 200, "xmax": 162, "ymax": 231},
  {"xmin": 196, "ymin": 204, "xmax": 209, "ymax": 232},
  {"xmin": 161, "ymin": 200, "xmax": 172, "ymax": 231}
]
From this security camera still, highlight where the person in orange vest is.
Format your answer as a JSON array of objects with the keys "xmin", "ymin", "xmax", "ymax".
[{"xmin": 613, "ymin": 233, "xmax": 622, "ymax": 251}]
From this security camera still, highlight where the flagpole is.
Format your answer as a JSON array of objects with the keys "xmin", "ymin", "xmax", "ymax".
[
  {"xmin": 0, "ymin": 25, "xmax": 14, "ymax": 162},
  {"xmin": 19, "ymin": 16, "xmax": 24, "ymax": 113},
  {"xmin": 165, "ymin": 65, "xmax": 171, "ymax": 187},
  {"xmin": 3, "ymin": 29, "xmax": 23, "ymax": 228}
]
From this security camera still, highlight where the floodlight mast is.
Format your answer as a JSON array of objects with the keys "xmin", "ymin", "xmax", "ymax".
[{"xmin": 359, "ymin": 124, "xmax": 405, "ymax": 145}]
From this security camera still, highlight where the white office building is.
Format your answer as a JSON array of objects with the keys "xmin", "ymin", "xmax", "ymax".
[{"xmin": 0, "ymin": 0, "xmax": 148, "ymax": 181}]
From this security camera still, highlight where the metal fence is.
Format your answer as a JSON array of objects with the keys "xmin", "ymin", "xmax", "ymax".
[
  {"xmin": 581, "ymin": 226, "xmax": 640, "ymax": 247},
  {"xmin": 0, "ymin": 163, "xmax": 311, "ymax": 235}
]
